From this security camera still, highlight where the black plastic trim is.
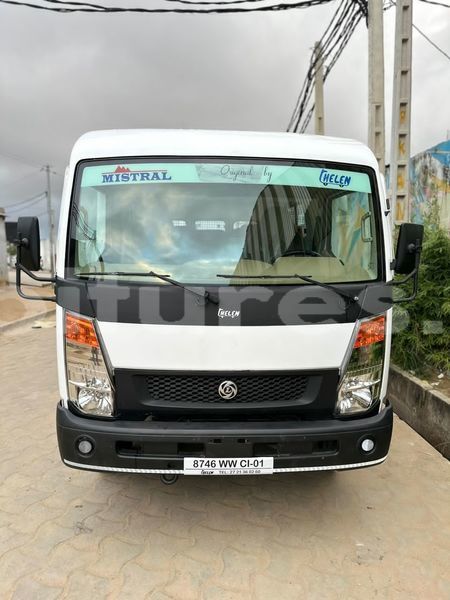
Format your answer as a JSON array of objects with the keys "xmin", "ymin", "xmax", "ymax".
[
  {"xmin": 113, "ymin": 367, "xmax": 339, "ymax": 419},
  {"xmin": 55, "ymin": 277, "xmax": 392, "ymax": 326},
  {"xmin": 57, "ymin": 403, "xmax": 393, "ymax": 471}
]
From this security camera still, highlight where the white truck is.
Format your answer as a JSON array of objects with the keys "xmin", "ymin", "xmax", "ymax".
[{"xmin": 15, "ymin": 130, "xmax": 423, "ymax": 483}]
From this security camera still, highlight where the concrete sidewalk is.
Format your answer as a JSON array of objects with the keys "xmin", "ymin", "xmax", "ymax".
[
  {"xmin": 0, "ymin": 322, "xmax": 449, "ymax": 599},
  {"xmin": 0, "ymin": 280, "xmax": 54, "ymax": 326}
]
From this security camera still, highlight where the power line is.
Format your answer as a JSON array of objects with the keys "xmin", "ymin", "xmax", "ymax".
[
  {"xmin": 389, "ymin": 0, "xmax": 450, "ymax": 60},
  {"xmin": 0, "ymin": 150, "xmax": 43, "ymax": 168},
  {"xmin": 5, "ymin": 208, "xmax": 48, "ymax": 220},
  {"xmin": 299, "ymin": 7, "xmax": 364, "ymax": 133},
  {"xmin": 413, "ymin": 23, "xmax": 450, "ymax": 61},
  {"xmin": 287, "ymin": 0, "xmax": 448, "ymax": 133},
  {"xmin": 49, "ymin": 0, "xmax": 286, "ymax": 5},
  {"xmin": 293, "ymin": 1, "xmax": 362, "ymax": 131},
  {"xmin": 10, "ymin": 207, "xmax": 49, "ymax": 219},
  {"xmin": 163, "ymin": 0, "xmax": 294, "ymax": 4},
  {"xmin": 1, "ymin": 170, "xmax": 41, "ymax": 190},
  {"xmin": 303, "ymin": 6, "xmax": 364, "ymax": 131},
  {"xmin": 287, "ymin": 0, "xmax": 353, "ymax": 130},
  {"xmin": 0, "ymin": 0, "xmax": 336, "ymax": 13},
  {"xmin": 287, "ymin": 0, "xmax": 364, "ymax": 133},
  {"xmin": 417, "ymin": 0, "xmax": 449, "ymax": 7},
  {"xmin": 2, "ymin": 192, "xmax": 46, "ymax": 211}
]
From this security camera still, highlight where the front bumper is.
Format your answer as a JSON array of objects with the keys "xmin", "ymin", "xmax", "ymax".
[{"xmin": 57, "ymin": 403, "xmax": 393, "ymax": 474}]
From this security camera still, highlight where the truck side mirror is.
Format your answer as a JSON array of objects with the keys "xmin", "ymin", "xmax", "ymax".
[
  {"xmin": 391, "ymin": 223, "xmax": 424, "ymax": 303},
  {"xmin": 16, "ymin": 216, "xmax": 41, "ymax": 271},
  {"xmin": 393, "ymin": 223, "xmax": 424, "ymax": 275},
  {"xmin": 15, "ymin": 216, "xmax": 56, "ymax": 302}
]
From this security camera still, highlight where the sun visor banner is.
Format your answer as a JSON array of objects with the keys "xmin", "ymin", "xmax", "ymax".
[{"xmin": 80, "ymin": 163, "xmax": 371, "ymax": 194}]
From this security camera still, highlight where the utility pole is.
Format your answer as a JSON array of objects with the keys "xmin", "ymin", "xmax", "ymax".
[
  {"xmin": 314, "ymin": 41, "xmax": 325, "ymax": 135},
  {"xmin": 390, "ymin": 0, "xmax": 413, "ymax": 224},
  {"xmin": 45, "ymin": 165, "xmax": 55, "ymax": 275},
  {"xmin": 368, "ymin": 0, "xmax": 386, "ymax": 174}
]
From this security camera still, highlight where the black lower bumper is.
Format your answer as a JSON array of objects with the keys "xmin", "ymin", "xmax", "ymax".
[{"xmin": 57, "ymin": 403, "xmax": 393, "ymax": 474}]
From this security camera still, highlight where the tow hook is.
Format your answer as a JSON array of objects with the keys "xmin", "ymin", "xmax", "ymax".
[{"xmin": 160, "ymin": 473, "xmax": 179, "ymax": 485}]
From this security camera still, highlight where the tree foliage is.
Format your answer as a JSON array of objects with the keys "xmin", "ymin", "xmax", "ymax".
[{"xmin": 391, "ymin": 221, "xmax": 450, "ymax": 375}]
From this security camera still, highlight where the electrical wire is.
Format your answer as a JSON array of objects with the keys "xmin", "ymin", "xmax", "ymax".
[
  {"xmin": 389, "ymin": 0, "xmax": 450, "ymax": 61},
  {"xmin": 0, "ymin": 0, "xmax": 336, "ymax": 13},
  {"xmin": 292, "ymin": 0, "xmax": 361, "ymax": 130},
  {"xmin": 417, "ymin": 0, "xmax": 449, "ymax": 7},
  {"xmin": 5, "ymin": 209, "xmax": 48, "ymax": 219},
  {"xmin": 287, "ymin": 0, "xmax": 364, "ymax": 133},
  {"xmin": 290, "ymin": 0, "xmax": 449, "ymax": 133},
  {"xmin": 1, "ymin": 170, "xmax": 41, "ymax": 190},
  {"xmin": 2, "ymin": 192, "xmax": 46, "ymax": 210},
  {"xmin": 162, "ymin": 0, "xmax": 296, "ymax": 4},
  {"xmin": 287, "ymin": 0, "xmax": 353, "ymax": 130},
  {"xmin": 48, "ymin": 0, "xmax": 291, "ymax": 5},
  {"xmin": 0, "ymin": 150, "xmax": 43, "ymax": 168},
  {"xmin": 413, "ymin": 23, "xmax": 450, "ymax": 61},
  {"xmin": 297, "ymin": 5, "xmax": 363, "ymax": 132},
  {"xmin": 298, "ymin": 6, "xmax": 363, "ymax": 132}
]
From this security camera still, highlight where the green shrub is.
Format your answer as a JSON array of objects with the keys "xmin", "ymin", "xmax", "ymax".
[{"xmin": 391, "ymin": 224, "xmax": 450, "ymax": 375}]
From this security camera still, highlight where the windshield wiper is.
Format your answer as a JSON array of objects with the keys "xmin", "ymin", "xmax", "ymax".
[
  {"xmin": 79, "ymin": 271, "xmax": 218, "ymax": 305},
  {"xmin": 216, "ymin": 273, "xmax": 359, "ymax": 305}
]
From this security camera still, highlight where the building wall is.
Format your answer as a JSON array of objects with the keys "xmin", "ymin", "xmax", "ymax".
[
  {"xmin": 409, "ymin": 139, "xmax": 450, "ymax": 232},
  {"xmin": 40, "ymin": 239, "xmax": 52, "ymax": 271}
]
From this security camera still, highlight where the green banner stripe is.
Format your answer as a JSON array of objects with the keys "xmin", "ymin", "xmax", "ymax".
[{"xmin": 81, "ymin": 162, "xmax": 371, "ymax": 194}]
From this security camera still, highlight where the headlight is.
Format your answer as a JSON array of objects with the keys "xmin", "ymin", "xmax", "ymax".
[
  {"xmin": 336, "ymin": 314, "xmax": 385, "ymax": 416},
  {"xmin": 65, "ymin": 312, "xmax": 115, "ymax": 417}
]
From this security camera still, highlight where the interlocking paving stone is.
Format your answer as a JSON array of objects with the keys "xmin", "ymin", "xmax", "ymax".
[{"xmin": 0, "ymin": 323, "xmax": 449, "ymax": 599}]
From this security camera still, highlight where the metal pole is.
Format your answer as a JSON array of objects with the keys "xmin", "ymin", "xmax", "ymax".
[
  {"xmin": 314, "ymin": 41, "xmax": 325, "ymax": 135},
  {"xmin": 45, "ymin": 165, "xmax": 55, "ymax": 275},
  {"xmin": 0, "ymin": 207, "xmax": 7, "ymax": 285},
  {"xmin": 368, "ymin": 0, "xmax": 386, "ymax": 174},
  {"xmin": 390, "ymin": 0, "xmax": 413, "ymax": 224}
]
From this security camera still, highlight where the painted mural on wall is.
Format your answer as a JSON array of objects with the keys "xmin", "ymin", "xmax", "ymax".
[{"xmin": 410, "ymin": 139, "xmax": 450, "ymax": 231}]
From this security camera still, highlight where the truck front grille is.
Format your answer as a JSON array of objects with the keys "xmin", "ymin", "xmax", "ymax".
[
  {"xmin": 113, "ymin": 368, "xmax": 338, "ymax": 418},
  {"xmin": 145, "ymin": 372, "xmax": 309, "ymax": 405}
]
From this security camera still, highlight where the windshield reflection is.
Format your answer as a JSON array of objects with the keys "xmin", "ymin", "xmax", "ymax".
[{"xmin": 70, "ymin": 163, "xmax": 378, "ymax": 285}]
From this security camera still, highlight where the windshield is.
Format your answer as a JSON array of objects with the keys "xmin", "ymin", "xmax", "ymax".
[{"xmin": 68, "ymin": 159, "xmax": 380, "ymax": 285}]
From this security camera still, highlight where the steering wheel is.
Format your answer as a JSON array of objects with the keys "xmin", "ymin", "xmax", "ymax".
[{"xmin": 276, "ymin": 250, "xmax": 322, "ymax": 259}]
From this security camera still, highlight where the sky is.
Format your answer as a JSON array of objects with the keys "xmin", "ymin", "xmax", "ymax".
[{"xmin": 0, "ymin": 0, "xmax": 449, "ymax": 237}]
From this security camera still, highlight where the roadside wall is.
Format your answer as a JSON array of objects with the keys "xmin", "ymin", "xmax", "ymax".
[{"xmin": 389, "ymin": 365, "xmax": 450, "ymax": 459}]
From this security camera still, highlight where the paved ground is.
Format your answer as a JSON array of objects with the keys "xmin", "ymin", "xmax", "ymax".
[
  {"xmin": 0, "ymin": 322, "xmax": 449, "ymax": 599},
  {"xmin": 0, "ymin": 271, "xmax": 54, "ymax": 325}
]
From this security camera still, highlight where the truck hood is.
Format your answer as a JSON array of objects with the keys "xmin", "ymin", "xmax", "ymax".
[{"xmin": 97, "ymin": 321, "xmax": 355, "ymax": 372}]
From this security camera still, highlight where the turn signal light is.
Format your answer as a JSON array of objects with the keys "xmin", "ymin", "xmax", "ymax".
[
  {"xmin": 65, "ymin": 311, "xmax": 114, "ymax": 417},
  {"xmin": 336, "ymin": 314, "xmax": 386, "ymax": 416},
  {"xmin": 65, "ymin": 313, "xmax": 99, "ymax": 348},
  {"xmin": 354, "ymin": 315, "xmax": 385, "ymax": 349}
]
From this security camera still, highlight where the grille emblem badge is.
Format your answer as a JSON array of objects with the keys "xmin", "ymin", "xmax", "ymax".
[{"xmin": 218, "ymin": 380, "xmax": 238, "ymax": 400}]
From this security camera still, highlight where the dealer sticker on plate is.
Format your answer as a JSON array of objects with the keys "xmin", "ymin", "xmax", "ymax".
[{"xmin": 183, "ymin": 457, "xmax": 274, "ymax": 476}]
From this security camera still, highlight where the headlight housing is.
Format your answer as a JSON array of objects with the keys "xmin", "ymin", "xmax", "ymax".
[
  {"xmin": 65, "ymin": 312, "xmax": 115, "ymax": 417},
  {"xmin": 336, "ymin": 314, "xmax": 385, "ymax": 416}
]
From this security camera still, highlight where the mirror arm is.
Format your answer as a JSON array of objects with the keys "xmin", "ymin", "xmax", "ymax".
[
  {"xmin": 390, "ymin": 268, "xmax": 419, "ymax": 303},
  {"xmin": 15, "ymin": 262, "xmax": 57, "ymax": 302},
  {"xmin": 392, "ymin": 273, "xmax": 419, "ymax": 303},
  {"xmin": 18, "ymin": 262, "xmax": 56, "ymax": 283},
  {"xmin": 390, "ymin": 266, "xmax": 417, "ymax": 286}
]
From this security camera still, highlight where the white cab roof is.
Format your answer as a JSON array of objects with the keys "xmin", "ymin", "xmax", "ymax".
[{"xmin": 70, "ymin": 129, "xmax": 378, "ymax": 170}]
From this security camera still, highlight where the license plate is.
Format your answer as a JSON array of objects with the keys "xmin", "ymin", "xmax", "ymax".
[{"xmin": 183, "ymin": 457, "xmax": 274, "ymax": 476}]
